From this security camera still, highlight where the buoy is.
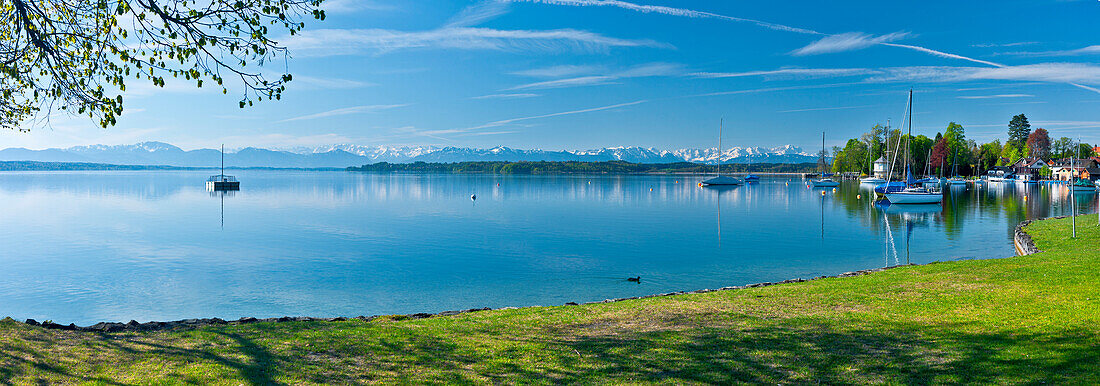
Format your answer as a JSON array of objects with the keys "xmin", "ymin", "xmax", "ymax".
[
  {"xmin": 650, "ymin": 188, "xmax": 653, "ymax": 192},
  {"xmin": 832, "ymin": 188, "xmax": 837, "ymax": 193},
  {"xmin": 821, "ymin": 191, "xmax": 826, "ymax": 195},
  {"xmin": 471, "ymin": 194, "xmax": 477, "ymax": 200},
  {"xmin": 497, "ymin": 183, "xmax": 500, "ymax": 187},
  {"xmin": 1024, "ymin": 195, "xmax": 1028, "ymax": 201},
  {"xmin": 857, "ymin": 194, "xmax": 862, "ymax": 199}
]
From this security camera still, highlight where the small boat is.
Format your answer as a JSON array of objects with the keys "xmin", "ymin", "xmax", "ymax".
[
  {"xmin": 988, "ymin": 176, "xmax": 1004, "ymax": 182},
  {"xmin": 860, "ymin": 177, "xmax": 886, "ymax": 184},
  {"xmin": 744, "ymin": 150, "xmax": 760, "ymax": 182},
  {"xmin": 700, "ymin": 119, "xmax": 743, "ymax": 186},
  {"xmin": 206, "ymin": 145, "xmax": 240, "ymax": 191},
  {"xmin": 810, "ymin": 132, "xmax": 837, "ymax": 187},
  {"xmin": 945, "ymin": 150, "xmax": 967, "ymax": 186},
  {"xmin": 701, "ymin": 175, "xmax": 744, "ymax": 186}
]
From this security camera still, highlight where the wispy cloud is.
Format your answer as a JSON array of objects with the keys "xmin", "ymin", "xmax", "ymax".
[
  {"xmin": 510, "ymin": 65, "xmax": 602, "ymax": 77},
  {"xmin": 290, "ymin": 75, "xmax": 376, "ymax": 89},
  {"xmin": 971, "ymin": 42, "xmax": 1037, "ymax": 48},
  {"xmin": 791, "ymin": 32, "xmax": 909, "ymax": 56},
  {"xmin": 285, "ymin": 27, "xmax": 669, "ymax": 56},
  {"xmin": 444, "ymin": 0, "xmax": 511, "ymax": 28},
  {"xmin": 1005, "ymin": 45, "xmax": 1100, "ymax": 57},
  {"xmin": 322, "ymin": 0, "xmax": 395, "ymax": 13},
  {"xmin": 688, "ymin": 82, "xmax": 859, "ymax": 98},
  {"xmin": 471, "ymin": 93, "xmax": 541, "ymax": 99},
  {"xmin": 956, "ymin": 94, "xmax": 1034, "ymax": 99},
  {"xmin": 870, "ymin": 63, "xmax": 1100, "ymax": 86},
  {"xmin": 507, "ymin": 0, "xmax": 822, "ymax": 35},
  {"xmin": 778, "ymin": 105, "xmax": 877, "ymax": 113},
  {"xmin": 508, "ymin": 62, "xmax": 682, "ymax": 90},
  {"xmin": 509, "ymin": 75, "xmax": 616, "ymax": 89},
  {"xmin": 277, "ymin": 104, "xmax": 410, "ymax": 123},
  {"xmin": 692, "ymin": 67, "xmax": 875, "ymax": 79},
  {"xmin": 462, "ymin": 100, "xmax": 647, "ymax": 131},
  {"xmin": 386, "ymin": 100, "xmax": 646, "ymax": 140}
]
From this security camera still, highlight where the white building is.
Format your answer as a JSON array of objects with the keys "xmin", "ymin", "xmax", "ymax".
[{"xmin": 872, "ymin": 156, "xmax": 889, "ymax": 178}]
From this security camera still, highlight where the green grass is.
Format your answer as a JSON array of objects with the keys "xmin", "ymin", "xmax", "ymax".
[{"xmin": 3, "ymin": 216, "xmax": 1100, "ymax": 384}]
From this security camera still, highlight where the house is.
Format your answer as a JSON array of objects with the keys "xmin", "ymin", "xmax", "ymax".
[
  {"xmin": 1052, "ymin": 159, "xmax": 1100, "ymax": 181},
  {"xmin": 985, "ymin": 165, "xmax": 1013, "ymax": 178},
  {"xmin": 1010, "ymin": 158, "xmax": 1049, "ymax": 180},
  {"xmin": 1087, "ymin": 167, "xmax": 1100, "ymax": 182}
]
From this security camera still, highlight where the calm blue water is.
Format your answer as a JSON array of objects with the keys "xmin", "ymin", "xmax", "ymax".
[{"xmin": 0, "ymin": 171, "xmax": 1096, "ymax": 325}]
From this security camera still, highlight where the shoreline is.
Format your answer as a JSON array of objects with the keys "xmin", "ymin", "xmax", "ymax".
[
  {"xmin": 20, "ymin": 265, "xmax": 912, "ymax": 333},
  {"xmin": 17, "ymin": 217, "xmax": 1051, "ymax": 334}
]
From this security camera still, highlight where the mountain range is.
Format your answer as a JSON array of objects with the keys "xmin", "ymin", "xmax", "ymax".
[{"xmin": 0, "ymin": 142, "xmax": 820, "ymax": 168}]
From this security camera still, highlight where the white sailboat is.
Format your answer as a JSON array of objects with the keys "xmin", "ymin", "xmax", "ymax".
[
  {"xmin": 701, "ymin": 118, "xmax": 743, "ymax": 186},
  {"xmin": 885, "ymin": 90, "xmax": 942, "ymax": 204},
  {"xmin": 860, "ymin": 123, "xmax": 886, "ymax": 184},
  {"xmin": 811, "ymin": 132, "xmax": 840, "ymax": 187}
]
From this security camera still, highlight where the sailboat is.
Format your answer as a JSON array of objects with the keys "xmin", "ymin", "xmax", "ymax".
[
  {"xmin": 885, "ymin": 90, "xmax": 942, "ymax": 204},
  {"xmin": 946, "ymin": 148, "xmax": 967, "ymax": 186},
  {"xmin": 811, "ymin": 132, "xmax": 840, "ymax": 187},
  {"xmin": 701, "ymin": 119, "xmax": 744, "ymax": 186},
  {"xmin": 206, "ymin": 144, "xmax": 240, "ymax": 191},
  {"xmin": 744, "ymin": 150, "xmax": 760, "ymax": 183},
  {"xmin": 1069, "ymin": 140, "xmax": 1097, "ymax": 192},
  {"xmin": 861, "ymin": 122, "xmax": 887, "ymax": 184}
]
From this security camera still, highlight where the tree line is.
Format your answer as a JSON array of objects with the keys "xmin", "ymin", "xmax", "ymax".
[
  {"xmin": 829, "ymin": 114, "xmax": 1097, "ymax": 177},
  {"xmin": 349, "ymin": 161, "xmax": 821, "ymax": 174}
]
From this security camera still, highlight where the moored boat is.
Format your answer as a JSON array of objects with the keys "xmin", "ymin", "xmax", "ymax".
[
  {"xmin": 885, "ymin": 187, "xmax": 944, "ymax": 204},
  {"xmin": 700, "ymin": 119, "xmax": 743, "ymax": 186},
  {"xmin": 810, "ymin": 132, "xmax": 837, "ymax": 188},
  {"xmin": 1071, "ymin": 178, "xmax": 1097, "ymax": 192}
]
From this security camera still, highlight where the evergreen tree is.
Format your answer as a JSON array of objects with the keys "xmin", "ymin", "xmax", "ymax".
[{"xmin": 1007, "ymin": 114, "xmax": 1031, "ymax": 148}]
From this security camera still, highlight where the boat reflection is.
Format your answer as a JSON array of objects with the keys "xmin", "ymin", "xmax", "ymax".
[
  {"xmin": 210, "ymin": 189, "xmax": 236, "ymax": 229},
  {"xmin": 702, "ymin": 184, "xmax": 740, "ymax": 247}
]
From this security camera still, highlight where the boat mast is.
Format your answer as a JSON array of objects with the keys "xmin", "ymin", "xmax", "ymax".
[
  {"xmin": 221, "ymin": 144, "xmax": 225, "ymax": 177},
  {"xmin": 905, "ymin": 89, "xmax": 912, "ymax": 182},
  {"xmin": 717, "ymin": 118, "xmax": 723, "ymax": 177},
  {"xmin": 821, "ymin": 131, "xmax": 826, "ymax": 175}
]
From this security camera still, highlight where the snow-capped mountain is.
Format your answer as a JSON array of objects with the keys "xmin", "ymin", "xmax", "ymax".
[{"xmin": 0, "ymin": 142, "xmax": 818, "ymax": 168}]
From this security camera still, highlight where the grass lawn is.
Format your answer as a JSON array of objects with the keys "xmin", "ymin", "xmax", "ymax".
[{"xmin": 2, "ymin": 215, "xmax": 1099, "ymax": 384}]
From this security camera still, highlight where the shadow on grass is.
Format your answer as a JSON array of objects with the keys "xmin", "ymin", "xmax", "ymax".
[
  {"xmin": 361, "ymin": 320, "xmax": 1100, "ymax": 384},
  {"xmin": 1, "ymin": 320, "xmax": 1097, "ymax": 383}
]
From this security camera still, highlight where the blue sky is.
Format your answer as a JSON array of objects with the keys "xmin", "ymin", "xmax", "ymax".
[{"xmin": 6, "ymin": 0, "xmax": 1100, "ymax": 151}]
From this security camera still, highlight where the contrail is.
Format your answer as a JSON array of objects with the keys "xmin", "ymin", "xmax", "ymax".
[
  {"xmin": 881, "ymin": 43, "xmax": 1005, "ymax": 68},
  {"xmin": 507, "ymin": 0, "xmax": 822, "ymax": 35}
]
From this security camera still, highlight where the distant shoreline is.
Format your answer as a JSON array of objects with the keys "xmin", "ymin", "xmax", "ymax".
[
  {"xmin": 0, "ymin": 160, "xmax": 823, "ymax": 174},
  {"xmin": 0, "ymin": 161, "xmax": 343, "ymax": 171},
  {"xmin": 347, "ymin": 161, "xmax": 822, "ymax": 174}
]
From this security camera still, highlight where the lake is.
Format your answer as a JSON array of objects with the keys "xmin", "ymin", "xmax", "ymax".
[{"xmin": 0, "ymin": 171, "xmax": 1096, "ymax": 325}]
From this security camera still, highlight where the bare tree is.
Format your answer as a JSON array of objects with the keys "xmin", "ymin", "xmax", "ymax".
[{"xmin": 0, "ymin": 0, "xmax": 325, "ymax": 131}]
